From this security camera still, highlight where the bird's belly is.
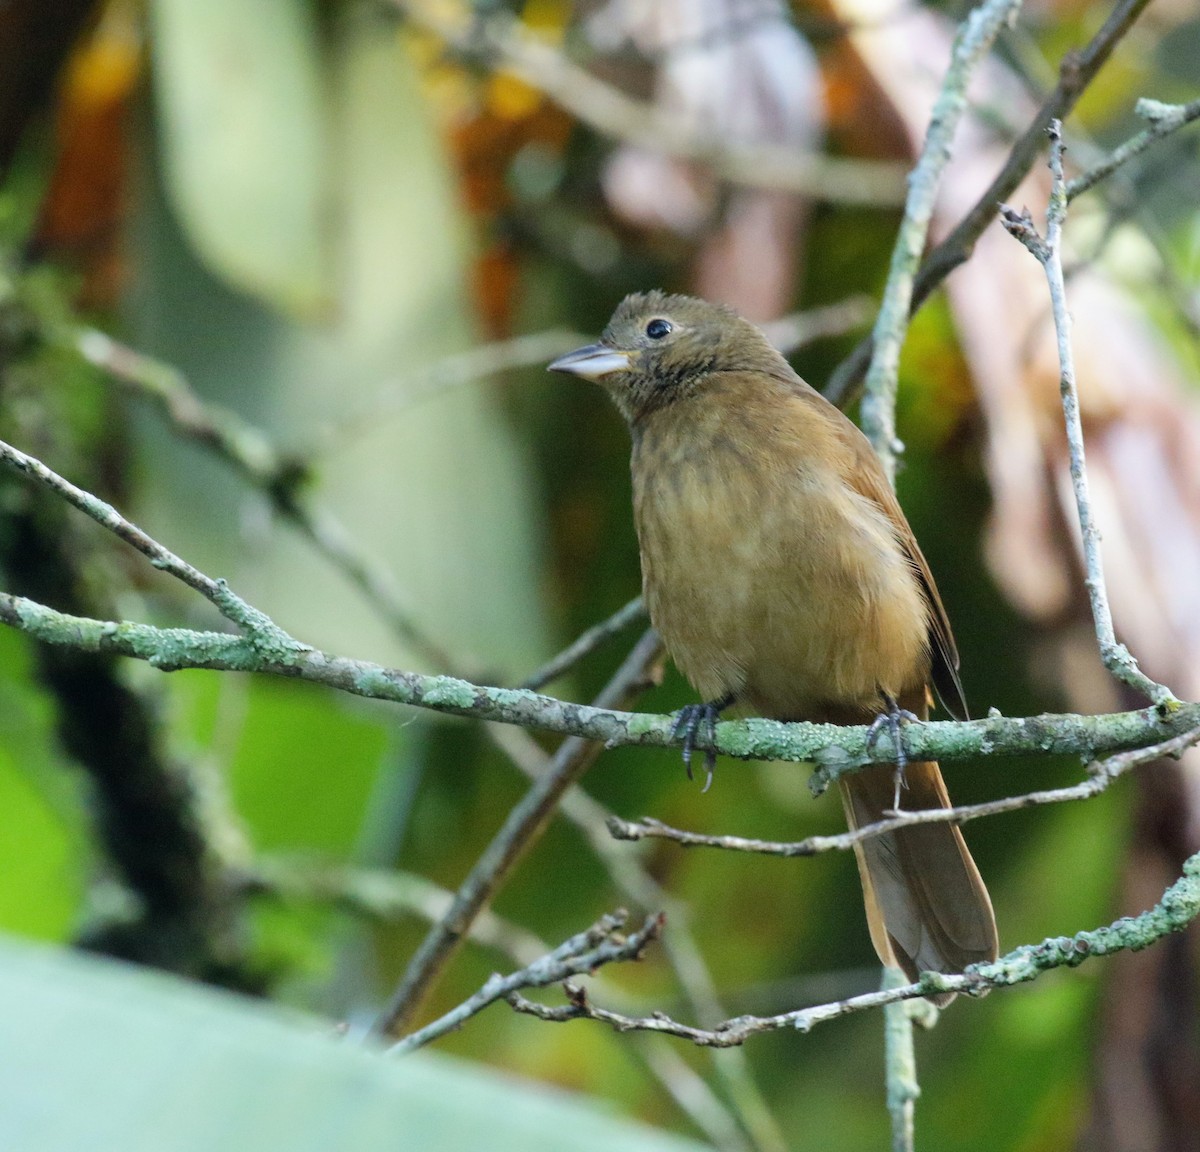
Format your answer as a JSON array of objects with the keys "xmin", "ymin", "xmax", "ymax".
[{"xmin": 635, "ymin": 456, "xmax": 930, "ymax": 721}]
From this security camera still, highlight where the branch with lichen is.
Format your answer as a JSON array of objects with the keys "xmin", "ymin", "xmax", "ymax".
[
  {"xmin": 505, "ymin": 851, "xmax": 1200, "ymax": 1045},
  {"xmin": 999, "ymin": 121, "xmax": 1177, "ymax": 708},
  {"xmin": 388, "ymin": 909, "xmax": 664, "ymax": 1055},
  {"xmin": 860, "ymin": 0, "xmax": 1022, "ymax": 480},
  {"xmin": 4, "ymin": 587, "xmax": 1198, "ymax": 770},
  {"xmin": 610, "ymin": 724, "xmax": 1200, "ymax": 855},
  {"xmin": 825, "ymin": 0, "xmax": 1158, "ymax": 407}
]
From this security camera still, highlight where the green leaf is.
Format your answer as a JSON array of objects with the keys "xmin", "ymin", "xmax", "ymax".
[
  {"xmin": 0, "ymin": 936, "xmax": 710, "ymax": 1152},
  {"xmin": 148, "ymin": 0, "xmax": 329, "ymax": 315}
]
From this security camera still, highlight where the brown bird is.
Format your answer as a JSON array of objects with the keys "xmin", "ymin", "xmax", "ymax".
[{"xmin": 549, "ymin": 291, "xmax": 998, "ymax": 989}]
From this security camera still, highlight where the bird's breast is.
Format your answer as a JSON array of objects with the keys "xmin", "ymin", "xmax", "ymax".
[{"xmin": 630, "ymin": 398, "xmax": 931, "ymax": 720}]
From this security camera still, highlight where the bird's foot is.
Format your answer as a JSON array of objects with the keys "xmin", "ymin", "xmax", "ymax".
[
  {"xmin": 670, "ymin": 694, "xmax": 733, "ymax": 793},
  {"xmin": 865, "ymin": 693, "xmax": 920, "ymax": 811}
]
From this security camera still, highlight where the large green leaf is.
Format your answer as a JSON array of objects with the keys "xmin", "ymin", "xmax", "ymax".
[
  {"xmin": 148, "ymin": 0, "xmax": 329, "ymax": 315},
  {"xmin": 0, "ymin": 936, "xmax": 710, "ymax": 1152}
]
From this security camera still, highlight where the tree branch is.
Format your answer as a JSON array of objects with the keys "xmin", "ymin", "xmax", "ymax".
[
  {"xmin": 372, "ymin": 628, "xmax": 663, "ymax": 1038},
  {"xmin": 71, "ymin": 329, "xmax": 461, "ymax": 672},
  {"xmin": 860, "ymin": 0, "xmax": 1022, "ymax": 479},
  {"xmin": 519, "ymin": 596, "xmax": 645, "ymax": 691},
  {"xmin": 1065, "ymin": 96, "xmax": 1200, "ymax": 203},
  {"xmin": 824, "ymin": 0, "xmax": 1155, "ymax": 407},
  {"xmin": 388, "ymin": 909, "xmax": 663, "ymax": 1055},
  {"xmin": 608, "ymin": 725, "xmax": 1200, "ymax": 855},
  {"xmin": 0, "ymin": 437, "xmax": 283, "ymax": 640},
  {"xmin": 2, "ymin": 589, "xmax": 1198, "ymax": 768},
  {"xmin": 507, "ymin": 850, "xmax": 1200, "ymax": 1046},
  {"xmin": 999, "ymin": 121, "xmax": 1177, "ymax": 707},
  {"xmin": 6, "ymin": 587, "xmax": 1200, "ymax": 769}
]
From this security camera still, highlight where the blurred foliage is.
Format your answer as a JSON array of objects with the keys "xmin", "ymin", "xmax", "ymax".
[{"xmin": 0, "ymin": 0, "xmax": 1198, "ymax": 1149}]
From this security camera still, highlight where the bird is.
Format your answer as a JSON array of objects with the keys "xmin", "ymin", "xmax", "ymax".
[{"xmin": 548, "ymin": 290, "xmax": 998, "ymax": 990}]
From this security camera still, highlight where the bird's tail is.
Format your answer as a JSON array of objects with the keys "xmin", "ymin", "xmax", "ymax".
[{"xmin": 839, "ymin": 760, "xmax": 997, "ymax": 1004}]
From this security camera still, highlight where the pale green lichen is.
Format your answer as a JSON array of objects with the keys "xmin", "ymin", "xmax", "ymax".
[{"xmin": 420, "ymin": 677, "xmax": 478, "ymax": 711}]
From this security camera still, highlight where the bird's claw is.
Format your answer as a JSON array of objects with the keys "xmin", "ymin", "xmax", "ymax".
[
  {"xmin": 865, "ymin": 695, "xmax": 920, "ymax": 810},
  {"xmin": 671, "ymin": 697, "xmax": 730, "ymax": 793}
]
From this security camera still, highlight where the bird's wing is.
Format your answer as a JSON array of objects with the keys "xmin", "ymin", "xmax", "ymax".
[
  {"xmin": 844, "ymin": 433, "xmax": 968, "ymax": 720},
  {"xmin": 765, "ymin": 367, "xmax": 969, "ymax": 719}
]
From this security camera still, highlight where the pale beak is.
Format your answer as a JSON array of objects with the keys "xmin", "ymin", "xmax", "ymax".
[{"xmin": 547, "ymin": 343, "xmax": 632, "ymax": 380}]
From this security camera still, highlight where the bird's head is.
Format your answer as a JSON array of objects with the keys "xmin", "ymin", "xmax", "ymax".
[{"xmin": 548, "ymin": 291, "xmax": 785, "ymax": 424}]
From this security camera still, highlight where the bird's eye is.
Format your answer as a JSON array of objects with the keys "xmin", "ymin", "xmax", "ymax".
[{"xmin": 645, "ymin": 318, "xmax": 672, "ymax": 340}]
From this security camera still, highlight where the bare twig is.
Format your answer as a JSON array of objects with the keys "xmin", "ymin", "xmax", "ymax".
[
  {"xmin": 999, "ymin": 121, "xmax": 1178, "ymax": 708},
  {"xmin": 317, "ymin": 297, "xmax": 874, "ymax": 461},
  {"xmin": 74, "ymin": 329, "xmax": 303, "ymax": 493},
  {"xmin": 315, "ymin": 329, "xmax": 585, "ymax": 454},
  {"xmin": 1065, "ymin": 96, "xmax": 1200, "ymax": 202},
  {"xmin": 825, "ymin": 0, "xmax": 1155, "ymax": 406},
  {"xmin": 74, "ymin": 329, "xmax": 460, "ymax": 672},
  {"xmin": 0, "ymin": 437, "xmax": 279, "ymax": 639},
  {"xmin": 507, "ymin": 850, "xmax": 1200, "ymax": 1045},
  {"xmin": 391, "ymin": 0, "xmax": 906, "ymax": 206},
  {"xmin": 519, "ymin": 596, "xmax": 645, "ymax": 691},
  {"xmin": 609, "ymin": 724, "xmax": 1200, "ymax": 856},
  {"xmin": 388, "ymin": 909, "xmax": 663, "ymax": 1054},
  {"xmin": 860, "ymin": 0, "xmax": 1022, "ymax": 479},
  {"xmin": 760, "ymin": 296, "xmax": 875, "ymax": 356},
  {"xmin": 242, "ymin": 857, "xmax": 550, "ymax": 968},
  {"xmin": 373, "ymin": 628, "xmax": 663, "ymax": 1038}
]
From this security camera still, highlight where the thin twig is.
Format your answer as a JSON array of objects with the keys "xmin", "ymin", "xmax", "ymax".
[
  {"xmin": 519, "ymin": 597, "xmax": 645, "ymax": 690},
  {"xmin": 318, "ymin": 297, "xmax": 874, "ymax": 460},
  {"xmin": 372, "ymin": 627, "xmax": 663, "ymax": 1038},
  {"xmin": 507, "ymin": 849, "xmax": 1200, "ymax": 1046},
  {"xmin": 242, "ymin": 857, "xmax": 551, "ymax": 968},
  {"xmin": 74, "ymin": 329, "xmax": 305, "ymax": 492},
  {"xmin": 760, "ymin": 296, "xmax": 876, "ymax": 356},
  {"xmin": 484, "ymin": 725, "xmax": 790, "ymax": 1152},
  {"xmin": 391, "ymin": 0, "xmax": 907, "ymax": 206},
  {"xmin": 860, "ymin": 0, "xmax": 1022, "ymax": 480},
  {"xmin": 388, "ymin": 909, "xmax": 663, "ymax": 1054},
  {"xmin": 608, "ymin": 724, "xmax": 1200, "ymax": 856},
  {"xmin": 0, "ymin": 437, "xmax": 279, "ymax": 639},
  {"xmin": 315, "ymin": 329, "xmax": 585, "ymax": 454},
  {"xmin": 999, "ymin": 121, "xmax": 1178, "ymax": 708},
  {"xmin": 1065, "ymin": 96, "xmax": 1200, "ymax": 202},
  {"xmin": 825, "ymin": 0, "xmax": 1155, "ymax": 406},
  {"xmin": 74, "ymin": 328, "xmax": 461, "ymax": 672}
]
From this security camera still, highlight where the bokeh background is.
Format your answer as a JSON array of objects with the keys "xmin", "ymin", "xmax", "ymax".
[{"xmin": 2, "ymin": 0, "xmax": 1200, "ymax": 1149}]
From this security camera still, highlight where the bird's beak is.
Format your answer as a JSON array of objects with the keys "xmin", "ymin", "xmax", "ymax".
[{"xmin": 547, "ymin": 343, "xmax": 632, "ymax": 380}]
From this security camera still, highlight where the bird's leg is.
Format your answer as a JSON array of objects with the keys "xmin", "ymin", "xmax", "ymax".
[
  {"xmin": 670, "ymin": 693, "xmax": 734, "ymax": 793},
  {"xmin": 865, "ymin": 691, "xmax": 920, "ymax": 811}
]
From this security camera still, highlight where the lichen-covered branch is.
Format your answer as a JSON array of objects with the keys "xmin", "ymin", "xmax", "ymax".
[
  {"xmin": 3, "ymin": 590, "xmax": 1197, "ymax": 770},
  {"xmin": 825, "ymin": 0, "xmax": 1156, "ymax": 407},
  {"xmin": 608, "ymin": 724, "xmax": 1200, "ymax": 856},
  {"xmin": 1065, "ymin": 96, "xmax": 1200, "ymax": 202},
  {"xmin": 506, "ymin": 852, "xmax": 1200, "ymax": 1046},
  {"xmin": 860, "ymin": 0, "xmax": 1022, "ymax": 479},
  {"xmin": 388, "ymin": 909, "xmax": 663, "ymax": 1055},
  {"xmin": 999, "ymin": 122, "xmax": 1177, "ymax": 708}
]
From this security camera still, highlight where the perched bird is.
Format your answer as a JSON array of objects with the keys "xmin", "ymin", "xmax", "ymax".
[{"xmin": 549, "ymin": 291, "xmax": 998, "ymax": 988}]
